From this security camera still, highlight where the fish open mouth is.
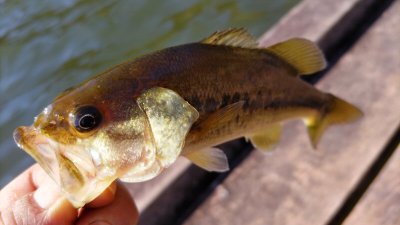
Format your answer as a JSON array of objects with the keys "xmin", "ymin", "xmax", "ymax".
[
  {"xmin": 13, "ymin": 126, "xmax": 62, "ymax": 184},
  {"xmin": 13, "ymin": 126, "xmax": 106, "ymax": 207}
]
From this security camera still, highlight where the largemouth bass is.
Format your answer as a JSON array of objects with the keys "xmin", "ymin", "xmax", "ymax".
[{"xmin": 13, "ymin": 28, "xmax": 362, "ymax": 207}]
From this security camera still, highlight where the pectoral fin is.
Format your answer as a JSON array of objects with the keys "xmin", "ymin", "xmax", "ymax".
[
  {"xmin": 246, "ymin": 124, "xmax": 282, "ymax": 152},
  {"xmin": 184, "ymin": 148, "xmax": 229, "ymax": 172},
  {"xmin": 184, "ymin": 101, "xmax": 244, "ymax": 148},
  {"xmin": 137, "ymin": 87, "xmax": 199, "ymax": 167},
  {"xmin": 195, "ymin": 101, "xmax": 244, "ymax": 130}
]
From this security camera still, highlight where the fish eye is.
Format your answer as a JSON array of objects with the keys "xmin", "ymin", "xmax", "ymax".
[{"xmin": 73, "ymin": 106, "xmax": 102, "ymax": 132}]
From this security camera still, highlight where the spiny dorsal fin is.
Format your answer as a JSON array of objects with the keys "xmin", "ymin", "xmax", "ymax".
[
  {"xmin": 246, "ymin": 123, "xmax": 282, "ymax": 152},
  {"xmin": 266, "ymin": 38, "xmax": 327, "ymax": 75},
  {"xmin": 184, "ymin": 147, "xmax": 229, "ymax": 172},
  {"xmin": 201, "ymin": 28, "xmax": 258, "ymax": 48}
]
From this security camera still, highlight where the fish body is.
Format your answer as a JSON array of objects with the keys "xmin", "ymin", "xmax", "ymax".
[{"xmin": 13, "ymin": 28, "xmax": 362, "ymax": 207}]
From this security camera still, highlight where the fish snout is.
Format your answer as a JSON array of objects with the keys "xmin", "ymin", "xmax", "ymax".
[
  {"xmin": 33, "ymin": 105, "xmax": 68, "ymax": 130},
  {"xmin": 13, "ymin": 125, "xmax": 61, "ymax": 184}
]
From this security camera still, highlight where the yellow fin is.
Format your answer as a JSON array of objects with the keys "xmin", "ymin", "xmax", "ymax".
[
  {"xmin": 246, "ymin": 124, "xmax": 282, "ymax": 152},
  {"xmin": 201, "ymin": 28, "xmax": 258, "ymax": 48},
  {"xmin": 184, "ymin": 147, "xmax": 229, "ymax": 172},
  {"xmin": 266, "ymin": 38, "xmax": 327, "ymax": 75},
  {"xmin": 137, "ymin": 87, "xmax": 199, "ymax": 167},
  {"xmin": 306, "ymin": 95, "xmax": 363, "ymax": 148}
]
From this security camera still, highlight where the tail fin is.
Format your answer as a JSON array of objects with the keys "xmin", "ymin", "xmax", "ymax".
[
  {"xmin": 306, "ymin": 95, "xmax": 363, "ymax": 148},
  {"xmin": 266, "ymin": 38, "xmax": 327, "ymax": 75}
]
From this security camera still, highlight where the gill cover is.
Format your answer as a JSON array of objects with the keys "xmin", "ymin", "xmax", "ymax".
[
  {"xmin": 120, "ymin": 87, "xmax": 199, "ymax": 182},
  {"xmin": 137, "ymin": 87, "xmax": 199, "ymax": 166}
]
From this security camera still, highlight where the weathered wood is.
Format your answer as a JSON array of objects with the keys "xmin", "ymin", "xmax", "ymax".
[
  {"xmin": 259, "ymin": 0, "xmax": 376, "ymax": 46},
  {"xmin": 344, "ymin": 146, "xmax": 400, "ymax": 225},
  {"xmin": 184, "ymin": 0, "xmax": 400, "ymax": 224},
  {"xmin": 344, "ymin": 147, "xmax": 400, "ymax": 225}
]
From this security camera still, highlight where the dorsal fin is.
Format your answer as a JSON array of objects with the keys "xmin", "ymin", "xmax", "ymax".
[
  {"xmin": 201, "ymin": 28, "xmax": 258, "ymax": 48},
  {"xmin": 266, "ymin": 38, "xmax": 327, "ymax": 75}
]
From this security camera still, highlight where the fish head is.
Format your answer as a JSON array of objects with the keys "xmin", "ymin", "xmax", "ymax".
[{"xmin": 13, "ymin": 81, "xmax": 158, "ymax": 207}]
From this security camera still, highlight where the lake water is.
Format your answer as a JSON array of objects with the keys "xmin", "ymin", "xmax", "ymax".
[{"xmin": 0, "ymin": 0, "xmax": 299, "ymax": 187}]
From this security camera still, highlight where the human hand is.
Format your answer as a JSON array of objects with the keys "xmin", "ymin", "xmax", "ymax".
[{"xmin": 0, "ymin": 164, "xmax": 138, "ymax": 225}]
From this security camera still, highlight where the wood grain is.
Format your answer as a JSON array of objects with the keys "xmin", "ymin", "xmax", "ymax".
[
  {"xmin": 259, "ymin": 0, "xmax": 376, "ymax": 46},
  {"xmin": 184, "ymin": 0, "xmax": 400, "ymax": 224},
  {"xmin": 344, "ymin": 146, "xmax": 400, "ymax": 225}
]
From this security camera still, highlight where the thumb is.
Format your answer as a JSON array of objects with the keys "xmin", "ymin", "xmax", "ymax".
[
  {"xmin": 32, "ymin": 175, "xmax": 78, "ymax": 225},
  {"xmin": 11, "ymin": 188, "xmax": 77, "ymax": 225},
  {"xmin": 33, "ymin": 177, "xmax": 78, "ymax": 224}
]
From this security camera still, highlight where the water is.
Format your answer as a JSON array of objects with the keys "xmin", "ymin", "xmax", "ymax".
[{"xmin": 0, "ymin": 0, "xmax": 299, "ymax": 187}]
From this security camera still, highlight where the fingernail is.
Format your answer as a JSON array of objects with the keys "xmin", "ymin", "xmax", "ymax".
[{"xmin": 89, "ymin": 220, "xmax": 111, "ymax": 225}]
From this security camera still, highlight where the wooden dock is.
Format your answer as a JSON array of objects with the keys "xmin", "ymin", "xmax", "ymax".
[{"xmin": 125, "ymin": 0, "xmax": 400, "ymax": 224}]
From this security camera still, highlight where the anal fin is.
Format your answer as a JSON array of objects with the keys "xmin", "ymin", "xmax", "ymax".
[
  {"xmin": 184, "ymin": 148, "xmax": 229, "ymax": 172},
  {"xmin": 246, "ymin": 123, "xmax": 282, "ymax": 152}
]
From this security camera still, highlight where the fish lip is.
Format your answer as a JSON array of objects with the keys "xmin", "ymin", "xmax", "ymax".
[
  {"xmin": 13, "ymin": 125, "xmax": 106, "ymax": 207},
  {"xmin": 13, "ymin": 126, "xmax": 61, "ymax": 185}
]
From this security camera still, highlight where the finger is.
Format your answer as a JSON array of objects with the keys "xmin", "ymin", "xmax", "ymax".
[
  {"xmin": 76, "ymin": 183, "xmax": 138, "ymax": 225},
  {"xmin": 0, "ymin": 164, "xmax": 43, "ymax": 203},
  {"xmin": 0, "ymin": 164, "xmax": 43, "ymax": 224},
  {"xmin": 33, "ymin": 173, "xmax": 78, "ymax": 224},
  {"xmin": 85, "ymin": 182, "xmax": 117, "ymax": 208},
  {"xmin": 0, "ymin": 164, "xmax": 78, "ymax": 225},
  {"xmin": 9, "ymin": 193, "xmax": 77, "ymax": 225},
  {"xmin": 32, "ymin": 171, "xmax": 62, "ymax": 209},
  {"xmin": 45, "ymin": 198, "xmax": 78, "ymax": 225}
]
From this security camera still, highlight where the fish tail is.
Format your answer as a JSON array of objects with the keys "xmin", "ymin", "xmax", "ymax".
[
  {"xmin": 266, "ymin": 38, "xmax": 327, "ymax": 75},
  {"xmin": 306, "ymin": 94, "xmax": 363, "ymax": 148}
]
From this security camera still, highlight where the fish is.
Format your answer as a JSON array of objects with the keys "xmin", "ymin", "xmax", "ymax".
[{"xmin": 13, "ymin": 28, "xmax": 362, "ymax": 207}]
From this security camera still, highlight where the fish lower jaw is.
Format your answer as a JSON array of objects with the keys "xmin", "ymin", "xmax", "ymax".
[
  {"xmin": 62, "ymin": 177, "xmax": 117, "ymax": 208},
  {"xmin": 14, "ymin": 126, "xmax": 60, "ymax": 179},
  {"xmin": 13, "ymin": 126, "xmax": 115, "ymax": 207}
]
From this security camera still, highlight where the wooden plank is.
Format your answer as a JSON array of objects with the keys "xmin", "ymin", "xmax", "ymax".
[
  {"xmin": 259, "ymin": 0, "xmax": 376, "ymax": 46},
  {"xmin": 344, "ymin": 146, "xmax": 400, "ymax": 225},
  {"xmin": 184, "ymin": 0, "xmax": 400, "ymax": 224},
  {"xmin": 126, "ymin": 0, "xmax": 384, "ymax": 215}
]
